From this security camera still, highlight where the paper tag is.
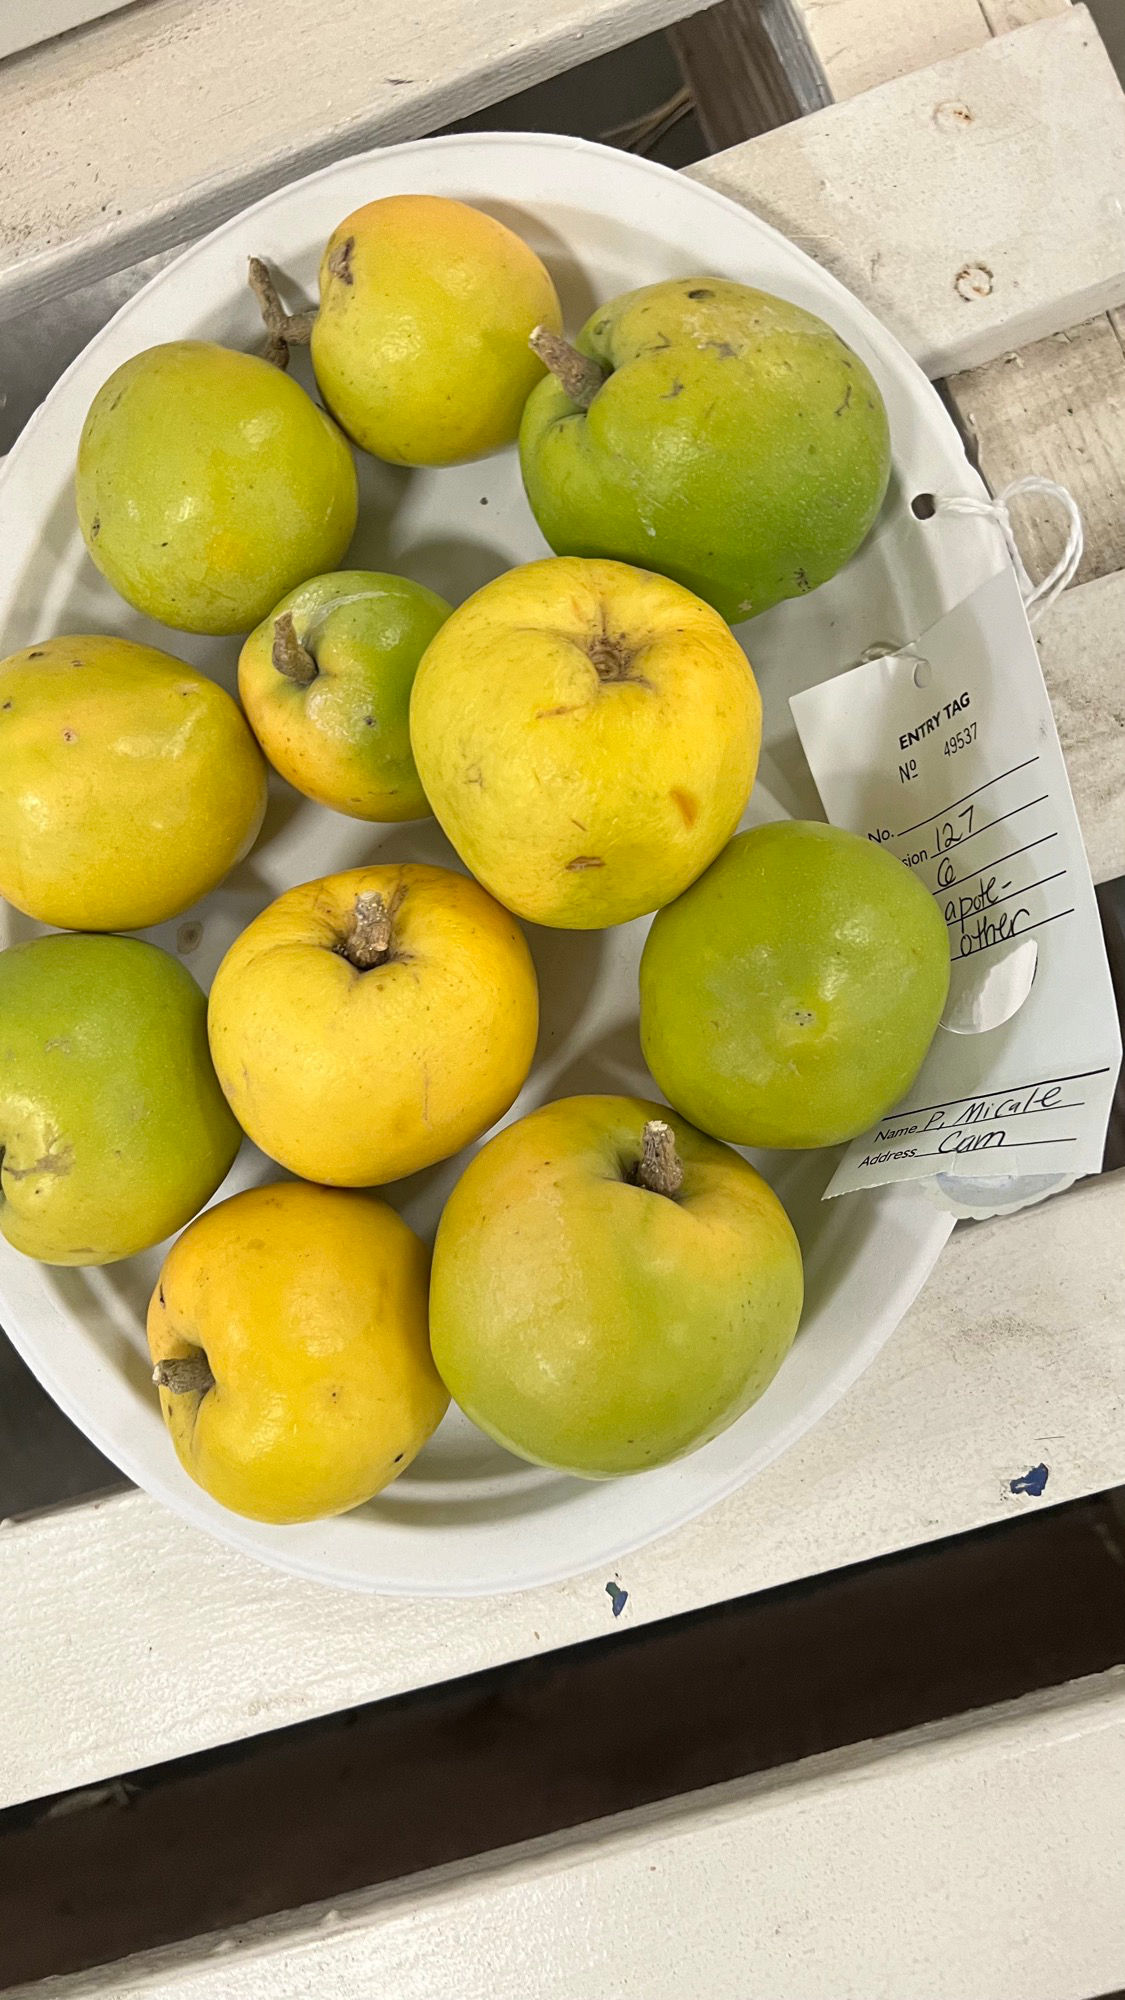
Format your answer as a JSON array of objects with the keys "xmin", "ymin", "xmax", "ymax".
[{"xmin": 789, "ymin": 565, "xmax": 1121, "ymax": 1205}]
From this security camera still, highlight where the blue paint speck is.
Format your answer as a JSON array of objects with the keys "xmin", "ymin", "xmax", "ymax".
[
  {"xmin": 1010, "ymin": 1463, "xmax": 1049, "ymax": 1497},
  {"xmin": 605, "ymin": 1580, "xmax": 628, "ymax": 1618}
]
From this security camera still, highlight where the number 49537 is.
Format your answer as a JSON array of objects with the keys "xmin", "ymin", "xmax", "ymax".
[{"xmin": 944, "ymin": 722, "xmax": 977, "ymax": 756}]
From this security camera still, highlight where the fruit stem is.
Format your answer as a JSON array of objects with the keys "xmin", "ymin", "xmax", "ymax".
[
  {"xmin": 153, "ymin": 1354, "xmax": 214, "ymax": 1397},
  {"xmin": 272, "ymin": 611, "xmax": 318, "ymax": 685},
  {"xmin": 633, "ymin": 1120, "xmax": 684, "ymax": 1199},
  {"xmin": 344, "ymin": 890, "xmax": 400, "ymax": 970},
  {"xmin": 247, "ymin": 256, "xmax": 317, "ymax": 370},
  {"xmin": 529, "ymin": 326, "xmax": 607, "ymax": 410}
]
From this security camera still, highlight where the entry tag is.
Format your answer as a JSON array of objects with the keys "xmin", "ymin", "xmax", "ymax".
[{"xmin": 789, "ymin": 565, "xmax": 1120, "ymax": 1208}]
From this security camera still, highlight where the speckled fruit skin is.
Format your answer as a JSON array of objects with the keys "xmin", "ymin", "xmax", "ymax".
[
  {"xmin": 409, "ymin": 556, "xmax": 760, "ymax": 929},
  {"xmin": 310, "ymin": 195, "xmax": 563, "ymax": 466},
  {"xmin": 640, "ymin": 820, "xmax": 951, "ymax": 1150},
  {"xmin": 76, "ymin": 341, "xmax": 358, "ymax": 635},
  {"xmin": 207, "ymin": 862, "xmax": 539, "ymax": 1186},
  {"xmin": 519, "ymin": 277, "xmax": 891, "ymax": 624},
  {"xmin": 0, "ymin": 633, "xmax": 267, "ymax": 931},
  {"xmin": 149, "ymin": 1182, "xmax": 447, "ymax": 1524},
  {"xmin": 0, "ymin": 933, "xmax": 241, "ymax": 1266},
  {"xmin": 238, "ymin": 570, "xmax": 451, "ymax": 821},
  {"xmin": 429, "ymin": 1095, "xmax": 803, "ymax": 1479}
]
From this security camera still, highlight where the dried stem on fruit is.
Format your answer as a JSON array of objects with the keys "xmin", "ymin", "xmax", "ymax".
[
  {"xmin": 153, "ymin": 1354, "xmax": 215, "ymax": 1397},
  {"xmin": 343, "ymin": 888, "xmax": 406, "ymax": 970},
  {"xmin": 271, "ymin": 611, "xmax": 318, "ymax": 685},
  {"xmin": 247, "ymin": 256, "xmax": 317, "ymax": 370},
  {"xmin": 633, "ymin": 1120, "xmax": 684, "ymax": 1199},
  {"xmin": 529, "ymin": 326, "xmax": 607, "ymax": 409}
]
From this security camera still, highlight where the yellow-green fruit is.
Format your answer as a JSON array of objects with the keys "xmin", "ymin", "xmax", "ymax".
[
  {"xmin": 207, "ymin": 863, "xmax": 539, "ymax": 1185},
  {"xmin": 238, "ymin": 569, "xmax": 451, "ymax": 820},
  {"xmin": 640, "ymin": 820, "xmax": 951, "ymax": 1148},
  {"xmin": 76, "ymin": 341, "xmax": 358, "ymax": 634},
  {"xmin": 0, "ymin": 634, "xmax": 267, "ymax": 931},
  {"xmin": 519, "ymin": 276, "xmax": 891, "ymax": 623},
  {"xmin": 410, "ymin": 556, "xmax": 760, "ymax": 928},
  {"xmin": 0, "ymin": 933, "xmax": 241, "ymax": 1266},
  {"xmin": 309, "ymin": 195, "xmax": 563, "ymax": 465},
  {"xmin": 430, "ymin": 1095, "xmax": 803, "ymax": 1478},
  {"xmin": 149, "ymin": 1182, "xmax": 447, "ymax": 1523}
]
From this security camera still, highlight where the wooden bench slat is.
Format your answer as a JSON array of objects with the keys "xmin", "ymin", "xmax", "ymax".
[
  {"xmin": 3, "ymin": 1166, "xmax": 1121, "ymax": 1812},
  {"xmin": 16, "ymin": 1670, "xmax": 1125, "ymax": 1998},
  {"xmin": 0, "ymin": 0, "xmax": 703, "ymax": 316},
  {"xmin": 689, "ymin": 8, "xmax": 1125, "ymax": 378}
]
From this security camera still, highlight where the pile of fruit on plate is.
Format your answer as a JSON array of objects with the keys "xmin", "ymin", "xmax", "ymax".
[{"xmin": 0, "ymin": 191, "xmax": 950, "ymax": 1528}]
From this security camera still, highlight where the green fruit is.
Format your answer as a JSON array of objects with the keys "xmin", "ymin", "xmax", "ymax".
[
  {"xmin": 429, "ymin": 1094, "xmax": 803, "ymax": 1478},
  {"xmin": 0, "ymin": 933, "xmax": 241, "ymax": 1265},
  {"xmin": 76, "ymin": 342, "xmax": 358, "ymax": 635},
  {"xmin": 640, "ymin": 821, "xmax": 950, "ymax": 1150},
  {"xmin": 519, "ymin": 277, "xmax": 891, "ymax": 623},
  {"xmin": 238, "ymin": 570, "xmax": 451, "ymax": 821}
]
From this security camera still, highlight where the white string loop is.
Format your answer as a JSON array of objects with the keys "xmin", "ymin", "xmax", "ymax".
[{"xmin": 933, "ymin": 475, "xmax": 1083, "ymax": 623}]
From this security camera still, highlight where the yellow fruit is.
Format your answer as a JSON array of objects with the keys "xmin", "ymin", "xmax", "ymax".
[
  {"xmin": 149, "ymin": 1181, "xmax": 446, "ymax": 1523},
  {"xmin": 0, "ymin": 634, "xmax": 267, "ymax": 931},
  {"xmin": 207, "ymin": 863, "xmax": 539, "ymax": 1185},
  {"xmin": 409, "ymin": 557, "xmax": 761, "ymax": 928},
  {"xmin": 309, "ymin": 195, "xmax": 563, "ymax": 465}
]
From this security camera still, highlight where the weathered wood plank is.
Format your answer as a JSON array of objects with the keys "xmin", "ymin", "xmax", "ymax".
[
  {"xmin": 789, "ymin": 0, "xmax": 1071, "ymax": 104},
  {"xmin": 689, "ymin": 8, "xmax": 1125, "ymax": 378},
  {"xmin": 0, "ymin": 0, "xmax": 710, "ymax": 315},
  {"xmin": 948, "ymin": 313, "xmax": 1125, "ymax": 587},
  {"xmin": 2, "ymin": 1167, "xmax": 1121, "ymax": 1810},
  {"xmin": 670, "ymin": 0, "xmax": 831, "ymax": 152},
  {"xmin": 1035, "ymin": 568, "xmax": 1125, "ymax": 885},
  {"xmin": 792, "ymin": 0, "xmax": 993, "ymax": 102},
  {"xmin": 16, "ymin": 1671, "xmax": 1125, "ymax": 1999}
]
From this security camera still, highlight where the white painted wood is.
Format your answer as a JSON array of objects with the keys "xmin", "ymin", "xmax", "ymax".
[
  {"xmin": 18, "ymin": 1670, "xmax": 1125, "ymax": 1999},
  {"xmin": 0, "ymin": 0, "xmax": 704, "ymax": 315},
  {"xmin": 690, "ymin": 8, "xmax": 1125, "ymax": 377},
  {"xmin": 793, "ymin": 0, "xmax": 994, "ymax": 102},
  {"xmin": 790, "ymin": 0, "xmax": 1070, "ymax": 103},
  {"xmin": 1036, "ymin": 570, "xmax": 1125, "ymax": 884},
  {"xmin": 0, "ymin": 0, "xmax": 137, "ymax": 63},
  {"xmin": 3, "ymin": 1167, "xmax": 1122, "ymax": 1811}
]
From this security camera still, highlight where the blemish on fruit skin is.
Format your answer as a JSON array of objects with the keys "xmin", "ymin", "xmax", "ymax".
[
  {"xmin": 1010, "ymin": 1463, "xmax": 1048, "ymax": 1497},
  {"xmin": 686, "ymin": 288, "xmax": 713, "ymax": 301},
  {"xmin": 536, "ymin": 703, "xmax": 581, "ymax": 719},
  {"xmin": 835, "ymin": 383, "xmax": 852, "ymax": 417},
  {"xmin": 1, "ymin": 700, "xmax": 11, "ymax": 711},
  {"xmin": 605, "ymin": 1580, "xmax": 628, "ymax": 1617},
  {"xmin": 661, "ymin": 381, "xmax": 684, "ymax": 400},
  {"xmin": 28, "ymin": 650, "xmax": 44, "ymax": 659},
  {"xmin": 465, "ymin": 764, "xmax": 484, "ymax": 787},
  {"xmin": 567, "ymin": 855, "xmax": 605, "ymax": 870},
  {"xmin": 328, "ymin": 235, "xmax": 355, "ymax": 285},
  {"xmin": 61, "ymin": 728, "xmax": 77, "ymax": 743},
  {"xmin": 90, "ymin": 514, "xmax": 100, "ymax": 539},
  {"xmin": 794, "ymin": 568, "xmax": 812, "ymax": 593},
  {"xmin": 670, "ymin": 788, "xmax": 698, "ymax": 827}
]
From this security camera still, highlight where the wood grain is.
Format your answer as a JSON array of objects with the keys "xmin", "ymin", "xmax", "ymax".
[
  {"xmin": 689, "ymin": 8, "xmax": 1125, "ymax": 378},
  {"xmin": 948, "ymin": 313, "xmax": 1125, "ymax": 585},
  {"xmin": 670, "ymin": 0, "xmax": 831, "ymax": 152},
  {"xmin": 0, "ymin": 0, "xmax": 709, "ymax": 313}
]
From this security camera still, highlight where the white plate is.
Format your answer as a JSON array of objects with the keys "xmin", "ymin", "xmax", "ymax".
[{"xmin": 0, "ymin": 132, "xmax": 992, "ymax": 1596}]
